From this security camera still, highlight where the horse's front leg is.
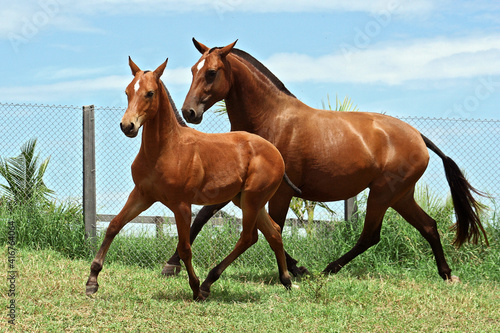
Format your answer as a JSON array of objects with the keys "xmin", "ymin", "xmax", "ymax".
[
  {"xmin": 171, "ymin": 203, "xmax": 202, "ymax": 300},
  {"xmin": 269, "ymin": 193, "xmax": 309, "ymax": 276},
  {"xmin": 86, "ymin": 187, "xmax": 152, "ymax": 295}
]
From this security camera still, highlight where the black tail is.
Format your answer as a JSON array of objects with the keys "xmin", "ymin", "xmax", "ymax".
[
  {"xmin": 421, "ymin": 134, "xmax": 489, "ymax": 247},
  {"xmin": 283, "ymin": 172, "xmax": 302, "ymax": 196}
]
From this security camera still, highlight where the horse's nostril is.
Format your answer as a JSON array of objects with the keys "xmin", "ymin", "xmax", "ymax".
[
  {"xmin": 120, "ymin": 122, "xmax": 134, "ymax": 134},
  {"xmin": 189, "ymin": 109, "xmax": 196, "ymax": 119}
]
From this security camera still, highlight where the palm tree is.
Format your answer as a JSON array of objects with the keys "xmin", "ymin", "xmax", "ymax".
[{"xmin": 0, "ymin": 139, "xmax": 54, "ymax": 207}]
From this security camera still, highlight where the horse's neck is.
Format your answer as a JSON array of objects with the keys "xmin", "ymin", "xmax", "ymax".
[
  {"xmin": 226, "ymin": 57, "xmax": 293, "ymax": 137},
  {"xmin": 140, "ymin": 89, "xmax": 181, "ymax": 159}
]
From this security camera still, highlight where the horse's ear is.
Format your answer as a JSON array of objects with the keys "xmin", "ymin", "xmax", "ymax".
[
  {"xmin": 129, "ymin": 56, "xmax": 141, "ymax": 76},
  {"xmin": 220, "ymin": 40, "xmax": 238, "ymax": 57},
  {"xmin": 193, "ymin": 38, "xmax": 209, "ymax": 54},
  {"xmin": 154, "ymin": 58, "xmax": 168, "ymax": 79}
]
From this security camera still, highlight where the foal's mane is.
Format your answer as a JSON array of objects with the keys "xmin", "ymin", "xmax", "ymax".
[
  {"xmin": 210, "ymin": 47, "xmax": 296, "ymax": 98},
  {"xmin": 143, "ymin": 70, "xmax": 187, "ymax": 127},
  {"xmin": 162, "ymin": 81, "xmax": 187, "ymax": 127}
]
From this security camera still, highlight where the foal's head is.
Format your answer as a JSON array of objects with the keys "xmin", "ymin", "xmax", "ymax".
[
  {"xmin": 182, "ymin": 38, "xmax": 237, "ymax": 124},
  {"xmin": 120, "ymin": 57, "xmax": 167, "ymax": 137}
]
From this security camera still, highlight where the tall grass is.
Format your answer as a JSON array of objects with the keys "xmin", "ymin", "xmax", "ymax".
[
  {"xmin": 1, "ymin": 186, "xmax": 498, "ymax": 282},
  {"xmin": 0, "ymin": 199, "xmax": 90, "ymax": 259}
]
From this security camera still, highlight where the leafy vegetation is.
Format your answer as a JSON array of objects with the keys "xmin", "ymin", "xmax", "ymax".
[
  {"xmin": 0, "ymin": 139, "xmax": 54, "ymax": 207},
  {"xmin": 0, "ymin": 139, "xmax": 89, "ymax": 259}
]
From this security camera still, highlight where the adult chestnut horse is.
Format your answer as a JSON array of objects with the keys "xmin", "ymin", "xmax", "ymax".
[
  {"xmin": 85, "ymin": 58, "xmax": 293, "ymax": 301},
  {"xmin": 163, "ymin": 39, "xmax": 488, "ymax": 281}
]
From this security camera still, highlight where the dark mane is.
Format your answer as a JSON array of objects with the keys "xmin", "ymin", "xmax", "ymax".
[
  {"xmin": 230, "ymin": 48, "xmax": 296, "ymax": 98},
  {"xmin": 161, "ymin": 80, "xmax": 187, "ymax": 127}
]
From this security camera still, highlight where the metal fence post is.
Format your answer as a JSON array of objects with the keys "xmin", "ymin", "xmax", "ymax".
[
  {"xmin": 83, "ymin": 105, "xmax": 97, "ymax": 243},
  {"xmin": 344, "ymin": 196, "xmax": 358, "ymax": 223}
]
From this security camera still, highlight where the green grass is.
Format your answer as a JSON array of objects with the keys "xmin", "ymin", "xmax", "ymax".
[
  {"xmin": 1, "ymin": 248, "xmax": 499, "ymax": 332},
  {"xmin": 1, "ymin": 189, "xmax": 499, "ymax": 331}
]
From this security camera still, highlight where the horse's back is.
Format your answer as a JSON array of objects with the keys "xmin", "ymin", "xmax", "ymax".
[
  {"xmin": 272, "ymin": 106, "xmax": 430, "ymax": 200},
  {"xmin": 184, "ymin": 128, "xmax": 285, "ymax": 177}
]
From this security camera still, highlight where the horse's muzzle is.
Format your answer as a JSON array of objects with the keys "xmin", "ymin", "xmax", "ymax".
[
  {"xmin": 182, "ymin": 107, "xmax": 204, "ymax": 124},
  {"xmin": 120, "ymin": 122, "xmax": 138, "ymax": 138}
]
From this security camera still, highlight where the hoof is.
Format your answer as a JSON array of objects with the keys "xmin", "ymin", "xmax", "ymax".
[
  {"xmin": 200, "ymin": 289, "xmax": 210, "ymax": 299},
  {"xmin": 195, "ymin": 290, "xmax": 209, "ymax": 302},
  {"xmin": 323, "ymin": 262, "xmax": 341, "ymax": 275},
  {"xmin": 290, "ymin": 265, "xmax": 310, "ymax": 277},
  {"xmin": 447, "ymin": 275, "xmax": 460, "ymax": 284},
  {"xmin": 85, "ymin": 283, "xmax": 99, "ymax": 296},
  {"xmin": 292, "ymin": 284, "xmax": 300, "ymax": 290},
  {"xmin": 161, "ymin": 264, "xmax": 182, "ymax": 276}
]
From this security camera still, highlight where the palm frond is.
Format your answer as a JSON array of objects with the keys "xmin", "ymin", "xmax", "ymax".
[
  {"xmin": 323, "ymin": 94, "xmax": 359, "ymax": 112},
  {"xmin": 213, "ymin": 100, "xmax": 228, "ymax": 116},
  {"xmin": 0, "ymin": 138, "xmax": 53, "ymax": 204}
]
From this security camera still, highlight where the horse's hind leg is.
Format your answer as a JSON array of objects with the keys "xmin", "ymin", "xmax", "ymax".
[
  {"xmin": 162, "ymin": 201, "xmax": 230, "ymax": 276},
  {"xmin": 86, "ymin": 187, "xmax": 152, "ymax": 295},
  {"xmin": 199, "ymin": 193, "xmax": 260, "ymax": 299},
  {"xmin": 323, "ymin": 192, "xmax": 388, "ymax": 274},
  {"xmin": 391, "ymin": 190, "xmax": 452, "ymax": 280},
  {"xmin": 255, "ymin": 208, "xmax": 292, "ymax": 288},
  {"xmin": 171, "ymin": 203, "xmax": 204, "ymax": 300}
]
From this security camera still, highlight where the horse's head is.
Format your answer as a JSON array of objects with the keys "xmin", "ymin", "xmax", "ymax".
[
  {"xmin": 120, "ymin": 57, "xmax": 167, "ymax": 137},
  {"xmin": 182, "ymin": 38, "xmax": 237, "ymax": 124}
]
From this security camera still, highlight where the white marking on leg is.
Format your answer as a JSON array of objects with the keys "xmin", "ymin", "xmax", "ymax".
[
  {"xmin": 197, "ymin": 59, "xmax": 206, "ymax": 71},
  {"xmin": 134, "ymin": 79, "xmax": 141, "ymax": 93}
]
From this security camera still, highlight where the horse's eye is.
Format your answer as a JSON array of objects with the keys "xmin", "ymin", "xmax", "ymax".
[
  {"xmin": 146, "ymin": 91, "xmax": 154, "ymax": 98},
  {"xmin": 206, "ymin": 69, "xmax": 217, "ymax": 82}
]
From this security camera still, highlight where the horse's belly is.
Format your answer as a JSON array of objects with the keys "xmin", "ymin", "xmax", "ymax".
[
  {"xmin": 297, "ymin": 165, "xmax": 377, "ymax": 202},
  {"xmin": 190, "ymin": 181, "xmax": 243, "ymax": 206},
  {"xmin": 299, "ymin": 178, "xmax": 370, "ymax": 201}
]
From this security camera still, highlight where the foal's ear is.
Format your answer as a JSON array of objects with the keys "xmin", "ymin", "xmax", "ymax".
[
  {"xmin": 129, "ymin": 56, "xmax": 141, "ymax": 76},
  {"xmin": 193, "ymin": 38, "xmax": 209, "ymax": 54},
  {"xmin": 220, "ymin": 40, "xmax": 238, "ymax": 57},
  {"xmin": 154, "ymin": 58, "xmax": 168, "ymax": 79}
]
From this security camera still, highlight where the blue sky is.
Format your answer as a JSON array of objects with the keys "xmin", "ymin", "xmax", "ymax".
[{"xmin": 1, "ymin": 0, "xmax": 500, "ymax": 120}]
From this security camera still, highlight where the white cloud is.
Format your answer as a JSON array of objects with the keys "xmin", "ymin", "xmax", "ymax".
[
  {"xmin": 3, "ymin": 31, "xmax": 500, "ymax": 104},
  {"xmin": 0, "ymin": 0, "xmax": 100, "ymax": 40},
  {"xmin": 3, "ymin": 34, "xmax": 500, "ymax": 104},
  {"xmin": 0, "ymin": 75, "xmax": 127, "ymax": 103},
  {"xmin": 0, "ymin": 0, "xmax": 436, "ymax": 39},
  {"xmin": 264, "ymin": 35, "xmax": 500, "ymax": 85},
  {"xmin": 35, "ymin": 67, "xmax": 111, "ymax": 81},
  {"xmin": 68, "ymin": 0, "xmax": 435, "ymax": 15},
  {"xmin": 0, "ymin": 68, "xmax": 191, "ymax": 103}
]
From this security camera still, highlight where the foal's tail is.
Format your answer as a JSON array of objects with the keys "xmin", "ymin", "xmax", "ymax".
[{"xmin": 421, "ymin": 134, "xmax": 489, "ymax": 247}]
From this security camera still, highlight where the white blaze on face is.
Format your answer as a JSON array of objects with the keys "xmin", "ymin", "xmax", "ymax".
[
  {"xmin": 134, "ymin": 79, "xmax": 141, "ymax": 93},
  {"xmin": 196, "ymin": 59, "xmax": 206, "ymax": 71}
]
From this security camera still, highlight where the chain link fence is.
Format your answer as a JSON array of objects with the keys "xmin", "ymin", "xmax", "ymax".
[{"xmin": 1, "ymin": 102, "xmax": 499, "ymax": 269}]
